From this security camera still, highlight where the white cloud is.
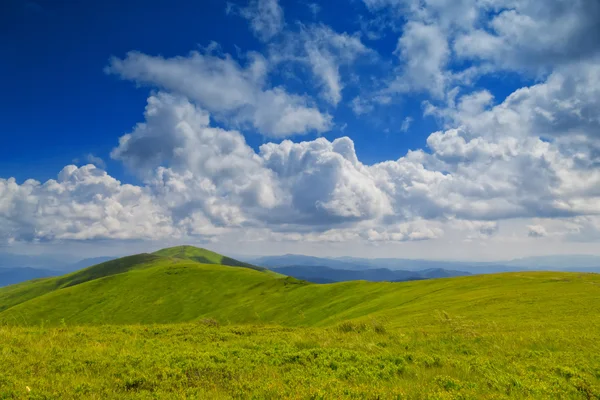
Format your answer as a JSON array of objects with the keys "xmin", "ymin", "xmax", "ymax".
[
  {"xmin": 364, "ymin": 0, "xmax": 600, "ymax": 106},
  {"xmin": 85, "ymin": 154, "xmax": 106, "ymax": 169},
  {"xmin": 389, "ymin": 21, "xmax": 450, "ymax": 97},
  {"xmin": 0, "ymin": 165, "xmax": 178, "ymax": 243},
  {"xmin": 271, "ymin": 24, "xmax": 371, "ymax": 105},
  {"xmin": 527, "ymin": 225, "xmax": 547, "ymax": 238},
  {"xmin": 240, "ymin": 0, "xmax": 284, "ymax": 42},
  {"xmin": 454, "ymin": 0, "xmax": 600, "ymax": 73},
  {"xmin": 259, "ymin": 136, "xmax": 393, "ymax": 225},
  {"xmin": 3, "ymin": 1, "xmax": 600, "ymax": 258},
  {"xmin": 106, "ymin": 50, "xmax": 331, "ymax": 137},
  {"xmin": 5, "ymin": 56, "xmax": 600, "ymax": 251},
  {"xmin": 350, "ymin": 96, "xmax": 374, "ymax": 115},
  {"xmin": 400, "ymin": 117, "xmax": 413, "ymax": 132}
]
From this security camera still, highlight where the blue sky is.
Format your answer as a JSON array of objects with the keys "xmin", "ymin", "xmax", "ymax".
[
  {"xmin": 1, "ymin": 0, "xmax": 600, "ymax": 259},
  {"xmin": 1, "ymin": 0, "xmax": 526, "ymax": 179}
]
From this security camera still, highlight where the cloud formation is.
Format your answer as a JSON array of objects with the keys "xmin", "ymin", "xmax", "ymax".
[
  {"xmin": 240, "ymin": 0, "xmax": 285, "ymax": 42},
  {"xmin": 106, "ymin": 50, "xmax": 331, "ymax": 137},
  {"xmin": 2, "ymin": 0, "xmax": 600, "ymax": 256}
]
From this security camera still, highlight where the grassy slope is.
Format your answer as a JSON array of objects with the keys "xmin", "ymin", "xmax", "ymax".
[
  {"xmin": 1, "ymin": 249, "xmax": 600, "ymax": 398},
  {"xmin": 2, "ymin": 258, "xmax": 600, "ymax": 329},
  {"xmin": 0, "ymin": 247, "xmax": 281, "ymax": 320},
  {"xmin": 153, "ymin": 245, "xmax": 268, "ymax": 272},
  {"xmin": 0, "ymin": 254, "xmax": 164, "ymax": 314}
]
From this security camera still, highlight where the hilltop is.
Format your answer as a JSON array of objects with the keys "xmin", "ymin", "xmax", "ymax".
[{"xmin": 153, "ymin": 245, "xmax": 268, "ymax": 272}]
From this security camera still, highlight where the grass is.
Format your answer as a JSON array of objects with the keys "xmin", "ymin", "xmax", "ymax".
[
  {"xmin": 1, "ymin": 247, "xmax": 599, "ymax": 398},
  {"xmin": 1, "ymin": 318, "xmax": 599, "ymax": 399},
  {"xmin": 2, "ymin": 261, "xmax": 599, "ymax": 329},
  {"xmin": 153, "ymin": 245, "xmax": 268, "ymax": 272}
]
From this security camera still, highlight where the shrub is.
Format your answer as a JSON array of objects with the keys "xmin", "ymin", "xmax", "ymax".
[
  {"xmin": 199, "ymin": 318, "xmax": 220, "ymax": 327},
  {"xmin": 336, "ymin": 321, "xmax": 367, "ymax": 333},
  {"xmin": 371, "ymin": 319, "xmax": 387, "ymax": 334}
]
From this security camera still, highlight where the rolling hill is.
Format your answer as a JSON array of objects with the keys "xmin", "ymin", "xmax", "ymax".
[
  {"xmin": 1, "ymin": 246, "xmax": 599, "ymax": 329},
  {"xmin": 153, "ymin": 245, "xmax": 268, "ymax": 271},
  {"xmin": 1, "ymin": 246, "xmax": 600, "ymax": 399}
]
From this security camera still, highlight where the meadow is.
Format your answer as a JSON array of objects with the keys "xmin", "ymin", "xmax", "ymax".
[
  {"xmin": 1, "ymin": 247, "xmax": 599, "ymax": 399},
  {"xmin": 2, "ymin": 316, "xmax": 600, "ymax": 399}
]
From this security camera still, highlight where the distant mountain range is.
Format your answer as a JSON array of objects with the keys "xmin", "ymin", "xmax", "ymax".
[
  {"xmin": 0, "ymin": 267, "xmax": 61, "ymax": 287},
  {"xmin": 270, "ymin": 265, "xmax": 469, "ymax": 284},
  {"xmin": 0, "ymin": 256, "xmax": 115, "ymax": 287},
  {"xmin": 2, "ymin": 250, "xmax": 600, "ymax": 288},
  {"xmin": 249, "ymin": 254, "xmax": 600, "ymax": 275},
  {"xmin": 251, "ymin": 254, "xmax": 367, "ymax": 270}
]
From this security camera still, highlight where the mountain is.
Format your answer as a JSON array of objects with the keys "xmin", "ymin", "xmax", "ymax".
[
  {"xmin": 0, "ymin": 256, "xmax": 118, "ymax": 287},
  {"xmin": 252, "ymin": 254, "xmax": 522, "ymax": 274},
  {"xmin": 0, "ymin": 267, "xmax": 60, "ymax": 288},
  {"xmin": 334, "ymin": 257, "xmax": 523, "ymax": 274},
  {"xmin": 254, "ymin": 253, "xmax": 600, "ymax": 274},
  {"xmin": 251, "ymin": 254, "xmax": 367, "ymax": 270},
  {"xmin": 270, "ymin": 265, "xmax": 469, "ymax": 283},
  {"xmin": 62, "ymin": 257, "xmax": 116, "ymax": 272},
  {"xmin": 0, "ymin": 253, "xmax": 75, "ymax": 270},
  {"xmin": 1, "ymin": 246, "xmax": 598, "ymax": 328},
  {"xmin": 505, "ymin": 255, "xmax": 600, "ymax": 271}
]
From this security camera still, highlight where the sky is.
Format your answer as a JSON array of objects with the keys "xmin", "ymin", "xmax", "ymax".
[{"xmin": 1, "ymin": 0, "xmax": 600, "ymax": 260}]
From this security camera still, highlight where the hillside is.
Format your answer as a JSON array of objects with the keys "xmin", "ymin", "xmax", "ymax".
[
  {"xmin": 1, "ymin": 247, "xmax": 600, "ymax": 398},
  {"xmin": 0, "ymin": 247, "xmax": 275, "ymax": 318},
  {"xmin": 1, "ymin": 247, "xmax": 599, "ymax": 328}
]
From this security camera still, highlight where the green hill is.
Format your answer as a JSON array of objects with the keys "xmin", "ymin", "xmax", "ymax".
[
  {"xmin": 1, "ymin": 247, "xmax": 600, "ymax": 398},
  {"xmin": 1, "ymin": 247, "xmax": 599, "ymax": 328},
  {"xmin": 153, "ymin": 245, "xmax": 267, "ymax": 272},
  {"xmin": 0, "ymin": 247, "xmax": 274, "ymax": 320}
]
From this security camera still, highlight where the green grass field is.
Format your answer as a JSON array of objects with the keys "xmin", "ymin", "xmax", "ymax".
[{"xmin": 1, "ymin": 246, "xmax": 599, "ymax": 399}]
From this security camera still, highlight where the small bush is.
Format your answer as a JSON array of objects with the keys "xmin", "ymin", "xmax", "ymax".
[
  {"xmin": 199, "ymin": 318, "xmax": 220, "ymax": 327},
  {"xmin": 337, "ymin": 321, "xmax": 367, "ymax": 333},
  {"xmin": 371, "ymin": 319, "xmax": 387, "ymax": 334}
]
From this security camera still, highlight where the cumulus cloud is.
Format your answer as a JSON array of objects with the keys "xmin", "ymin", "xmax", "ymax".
[
  {"xmin": 389, "ymin": 21, "xmax": 450, "ymax": 97},
  {"xmin": 5, "ymin": 54, "xmax": 600, "ymax": 247},
  {"xmin": 364, "ymin": 0, "xmax": 600, "ymax": 104},
  {"xmin": 3, "ymin": 0, "xmax": 600, "ymax": 253},
  {"xmin": 0, "ymin": 165, "xmax": 178, "ymax": 243},
  {"xmin": 106, "ymin": 50, "xmax": 332, "ymax": 137},
  {"xmin": 454, "ymin": 0, "xmax": 600, "ymax": 73}
]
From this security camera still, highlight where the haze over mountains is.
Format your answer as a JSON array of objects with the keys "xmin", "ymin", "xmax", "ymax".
[
  {"xmin": 0, "ymin": 247, "xmax": 600, "ymax": 287},
  {"xmin": 2, "ymin": 248, "xmax": 600, "ymax": 287},
  {"xmin": 248, "ymin": 253, "xmax": 600, "ymax": 274},
  {"xmin": 0, "ymin": 254, "xmax": 115, "ymax": 287}
]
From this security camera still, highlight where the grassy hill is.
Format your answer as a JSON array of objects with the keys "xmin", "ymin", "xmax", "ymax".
[
  {"xmin": 153, "ymin": 245, "xmax": 267, "ymax": 272},
  {"xmin": 1, "ymin": 247, "xmax": 600, "ymax": 398},
  {"xmin": 1, "ymin": 247, "xmax": 599, "ymax": 328}
]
